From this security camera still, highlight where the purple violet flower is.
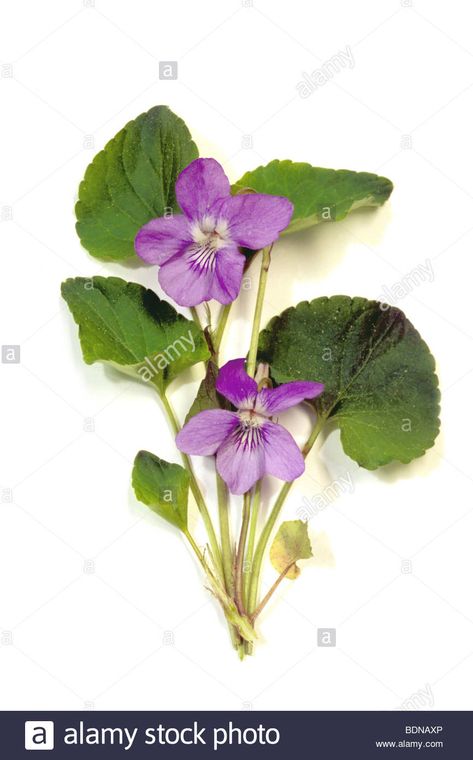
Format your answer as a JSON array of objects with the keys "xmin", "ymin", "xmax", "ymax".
[
  {"xmin": 176, "ymin": 358, "xmax": 324, "ymax": 494},
  {"xmin": 134, "ymin": 158, "xmax": 294, "ymax": 307}
]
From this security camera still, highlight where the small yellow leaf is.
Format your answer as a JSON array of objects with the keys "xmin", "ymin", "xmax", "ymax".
[{"xmin": 270, "ymin": 520, "xmax": 313, "ymax": 580}]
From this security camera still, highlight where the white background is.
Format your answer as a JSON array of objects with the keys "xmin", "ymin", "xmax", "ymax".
[{"xmin": 1, "ymin": 0, "xmax": 472, "ymax": 711}]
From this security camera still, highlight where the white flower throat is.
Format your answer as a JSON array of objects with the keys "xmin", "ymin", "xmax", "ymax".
[
  {"xmin": 191, "ymin": 216, "xmax": 230, "ymax": 252},
  {"xmin": 187, "ymin": 217, "xmax": 231, "ymax": 273},
  {"xmin": 238, "ymin": 408, "xmax": 266, "ymax": 428}
]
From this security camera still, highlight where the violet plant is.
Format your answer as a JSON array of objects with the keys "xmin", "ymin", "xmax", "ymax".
[{"xmin": 63, "ymin": 106, "xmax": 440, "ymax": 657}]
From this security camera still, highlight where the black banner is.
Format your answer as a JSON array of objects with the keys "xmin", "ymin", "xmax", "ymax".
[{"xmin": 1, "ymin": 710, "xmax": 471, "ymax": 758}]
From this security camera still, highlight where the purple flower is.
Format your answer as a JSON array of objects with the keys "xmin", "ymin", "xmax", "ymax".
[
  {"xmin": 134, "ymin": 158, "xmax": 293, "ymax": 307},
  {"xmin": 176, "ymin": 358, "xmax": 324, "ymax": 494}
]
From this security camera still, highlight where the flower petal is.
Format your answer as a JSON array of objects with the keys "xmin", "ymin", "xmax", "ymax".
[
  {"xmin": 175, "ymin": 158, "xmax": 231, "ymax": 220},
  {"xmin": 262, "ymin": 421, "xmax": 305, "ymax": 482},
  {"xmin": 216, "ymin": 358, "xmax": 257, "ymax": 408},
  {"xmin": 176, "ymin": 410, "xmax": 239, "ymax": 455},
  {"xmin": 158, "ymin": 244, "xmax": 217, "ymax": 306},
  {"xmin": 216, "ymin": 425, "xmax": 265, "ymax": 494},
  {"xmin": 134, "ymin": 215, "xmax": 191, "ymax": 264},
  {"xmin": 218, "ymin": 193, "xmax": 294, "ymax": 249},
  {"xmin": 210, "ymin": 244, "xmax": 246, "ymax": 304},
  {"xmin": 258, "ymin": 381, "xmax": 324, "ymax": 415}
]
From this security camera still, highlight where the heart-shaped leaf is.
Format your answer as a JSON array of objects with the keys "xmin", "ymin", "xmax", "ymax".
[
  {"xmin": 184, "ymin": 358, "xmax": 233, "ymax": 423},
  {"xmin": 76, "ymin": 106, "xmax": 198, "ymax": 261},
  {"xmin": 61, "ymin": 276, "xmax": 209, "ymax": 391},
  {"xmin": 233, "ymin": 160, "xmax": 393, "ymax": 234},
  {"xmin": 258, "ymin": 296, "xmax": 440, "ymax": 469},
  {"xmin": 132, "ymin": 450, "xmax": 189, "ymax": 530},
  {"xmin": 184, "ymin": 359, "xmax": 220, "ymax": 422},
  {"xmin": 270, "ymin": 520, "xmax": 313, "ymax": 580}
]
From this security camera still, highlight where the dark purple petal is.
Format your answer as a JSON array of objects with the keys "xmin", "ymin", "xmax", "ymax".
[
  {"xmin": 218, "ymin": 193, "xmax": 293, "ymax": 249},
  {"xmin": 175, "ymin": 158, "xmax": 231, "ymax": 220},
  {"xmin": 216, "ymin": 358, "xmax": 257, "ymax": 408},
  {"xmin": 258, "ymin": 381, "xmax": 324, "ymax": 415},
  {"xmin": 216, "ymin": 424, "xmax": 265, "ymax": 494},
  {"xmin": 158, "ymin": 244, "xmax": 217, "ymax": 306},
  {"xmin": 134, "ymin": 215, "xmax": 191, "ymax": 264},
  {"xmin": 176, "ymin": 410, "xmax": 239, "ymax": 455},
  {"xmin": 210, "ymin": 244, "xmax": 246, "ymax": 304},
  {"xmin": 262, "ymin": 421, "xmax": 305, "ymax": 482}
]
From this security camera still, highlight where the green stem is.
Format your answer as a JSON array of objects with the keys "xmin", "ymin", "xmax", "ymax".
[
  {"xmin": 213, "ymin": 303, "xmax": 232, "ymax": 355},
  {"xmin": 234, "ymin": 491, "xmax": 252, "ymax": 615},
  {"xmin": 190, "ymin": 306, "xmax": 202, "ymax": 330},
  {"xmin": 216, "ymin": 489, "xmax": 243, "ymax": 651},
  {"xmin": 246, "ymin": 246, "xmax": 272, "ymax": 377},
  {"xmin": 243, "ymin": 480, "xmax": 261, "ymax": 605},
  {"xmin": 160, "ymin": 390, "xmax": 223, "ymax": 578},
  {"xmin": 250, "ymin": 563, "xmax": 293, "ymax": 623},
  {"xmin": 247, "ymin": 416, "xmax": 325, "ymax": 615},
  {"xmin": 184, "ymin": 528, "xmax": 206, "ymax": 567},
  {"xmin": 217, "ymin": 473, "xmax": 234, "ymax": 596},
  {"xmin": 183, "ymin": 528, "xmax": 255, "ymax": 648}
]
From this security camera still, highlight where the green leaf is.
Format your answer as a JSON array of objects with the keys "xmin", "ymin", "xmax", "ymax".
[
  {"xmin": 269, "ymin": 520, "xmax": 313, "ymax": 580},
  {"xmin": 258, "ymin": 296, "xmax": 440, "ymax": 469},
  {"xmin": 61, "ymin": 276, "xmax": 209, "ymax": 391},
  {"xmin": 233, "ymin": 159, "xmax": 393, "ymax": 234},
  {"xmin": 184, "ymin": 357, "xmax": 232, "ymax": 423},
  {"xmin": 132, "ymin": 450, "xmax": 189, "ymax": 530},
  {"xmin": 76, "ymin": 106, "xmax": 198, "ymax": 261},
  {"xmin": 185, "ymin": 359, "xmax": 219, "ymax": 422}
]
